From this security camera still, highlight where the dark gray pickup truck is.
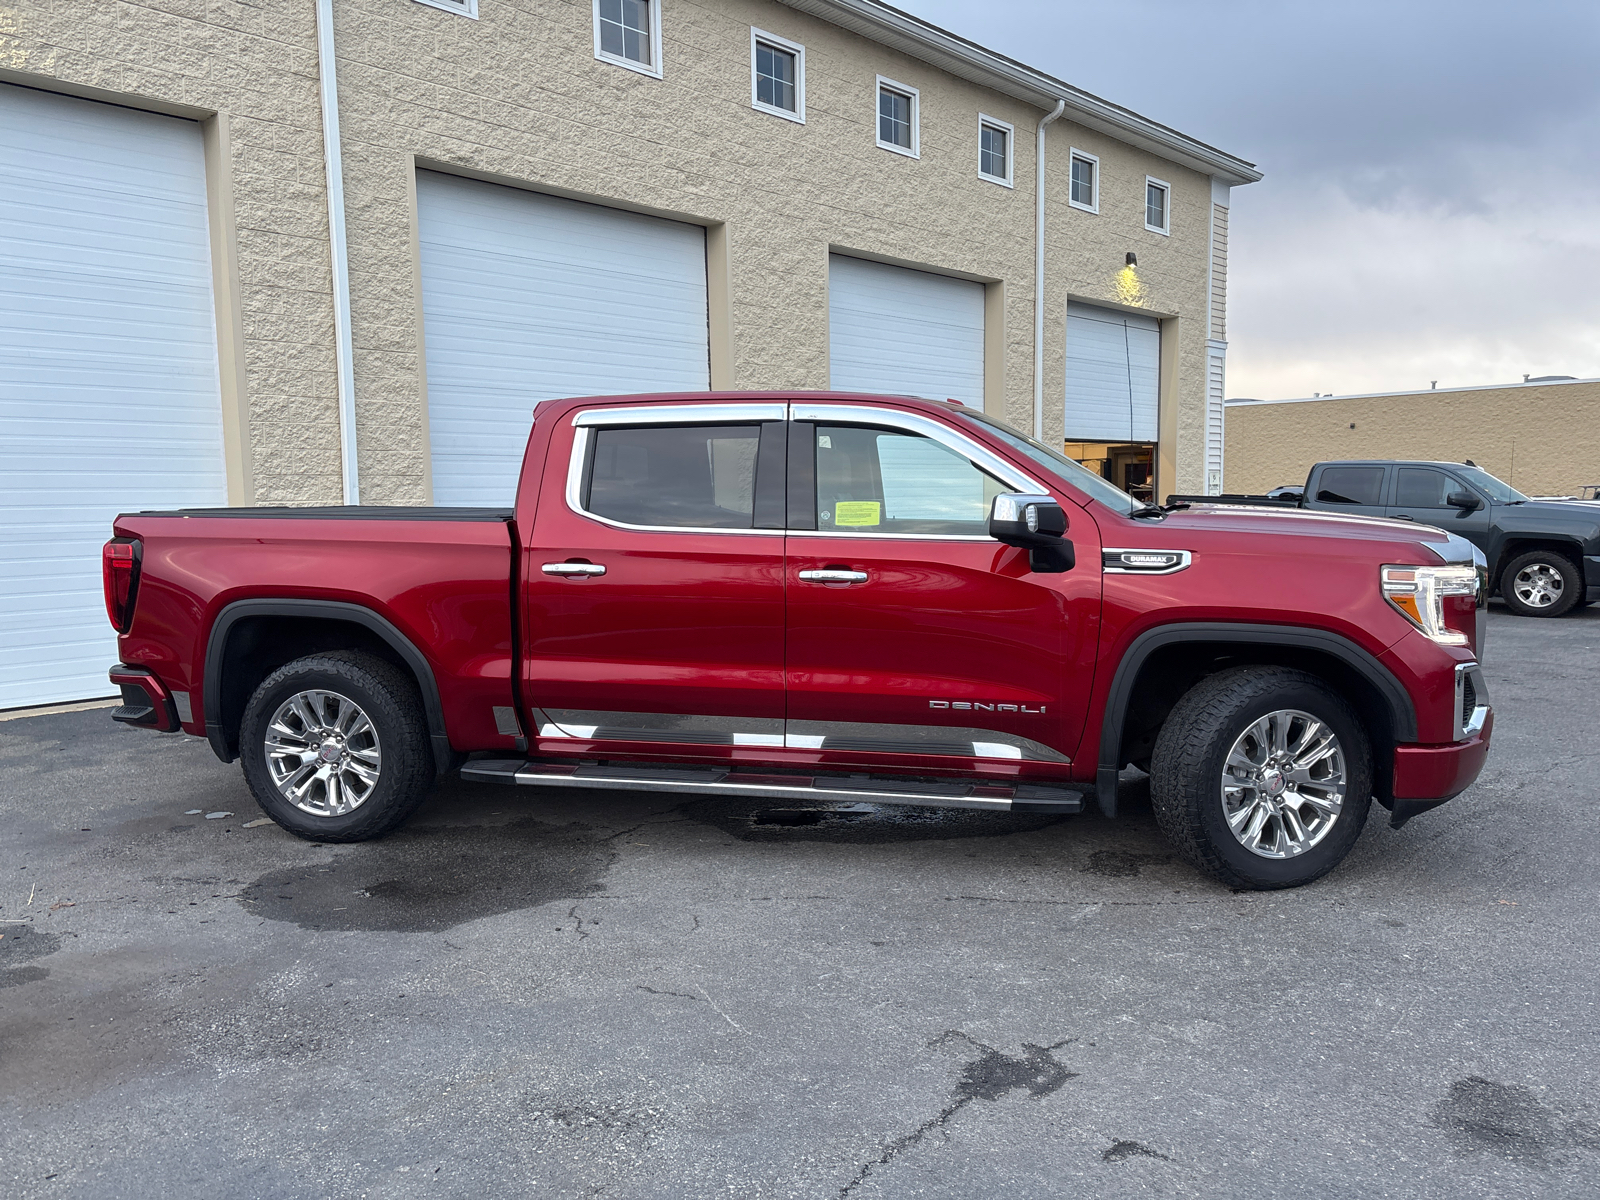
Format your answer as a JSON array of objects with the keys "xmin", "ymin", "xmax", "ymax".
[{"xmin": 1172, "ymin": 460, "xmax": 1600, "ymax": 618}]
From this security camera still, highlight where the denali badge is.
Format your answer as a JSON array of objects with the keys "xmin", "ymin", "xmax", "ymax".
[{"xmin": 929, "ymin": 701, "xmax": 1045, "ymax": 714}]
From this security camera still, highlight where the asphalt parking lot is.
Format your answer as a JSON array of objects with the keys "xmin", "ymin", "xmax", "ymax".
[{"xmin": 3, "ymin": 603, "xmax": 1598, "ymax": 1199}]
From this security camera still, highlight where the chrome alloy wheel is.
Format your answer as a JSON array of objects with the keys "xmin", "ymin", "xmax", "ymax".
[
  {"xmin": 1513, "ymin": 562, "xmax": 1564, "ymax": 609},
  {"xmin": 263, "ymin": 690, "xmax": 382, "ymax": 817},
  {"xmin": 1221, "ymin": 709, "xmax": 1346, "ymax": 859}
]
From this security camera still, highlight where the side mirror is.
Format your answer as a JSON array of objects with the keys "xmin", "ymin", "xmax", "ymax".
[
  {"xmin": 1446, "ymin": 491, "xmax": 1482, "ymax": 511},
  {"xmin": 989, "ymin": 493, "xmax": 1075, "ymax": 573}
]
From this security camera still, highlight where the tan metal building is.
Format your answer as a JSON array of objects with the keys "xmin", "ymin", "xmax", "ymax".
[
  {"xmin": 0, "ymin": 0, "xmax": 1258, "ymax": 707},
  {"xmin": 1225, "ymin": 378, "xmax": 1600, "ymax": 498}
]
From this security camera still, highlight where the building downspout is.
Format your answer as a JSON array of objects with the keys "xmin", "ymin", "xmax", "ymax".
[
  {"xmin": 315, "ymin": 0, "xmax": 360, "ymax": 504},
  {"xmin": 1034, "ymin": 99, "xmax": 1066, "ymax": 441}
]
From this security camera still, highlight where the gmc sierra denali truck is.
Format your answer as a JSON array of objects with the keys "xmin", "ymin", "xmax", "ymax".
[
  {"xmin": 1171, "ymin": 459, "xmax": 1600, "ymax": 618},
  {"xmin": 103, "ymin": 392, "xmax": 1494, "ymax": 890}
]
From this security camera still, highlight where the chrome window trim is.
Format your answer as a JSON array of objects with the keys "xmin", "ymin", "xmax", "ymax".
[
  {"xmin": 564, "ymin": 423, "xmax": 784, "ymax": 537},
  {"xmin": 1102, "ymin": 548, "xmax": 1193, "ymax": 575},
  {"xmin": 792, "ymin": 403, "xmax": 1047, "ymax": 495},
  {"xmin": 573, "ymin": 402, "xmax": 787, "ymax": 427},
  {"xmin": 787, "ymin": 529, "xmax": 995, "ymax": 543}
]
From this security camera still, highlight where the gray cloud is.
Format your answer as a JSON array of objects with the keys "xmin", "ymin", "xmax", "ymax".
[{"xmin": 898, "ymin": 0, "xmax": 1600, "ymax": 397}]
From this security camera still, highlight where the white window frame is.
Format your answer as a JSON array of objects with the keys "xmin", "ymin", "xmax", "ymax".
[
  {"xmin": 593, "ymin": 0, "xmax": 663, "ymax": 79},
  {"xmin": 750, "ymin": 28, "xmax": 805, "ymax": 124},
  {"xmin": 1144, "ymin": 175, "xmax": 1171, "ymax": 235},
  {"xmin": 977, "ymin": 114, "xmax": 1014, "ymax": 188},
  {"xmin": 1068, "ymin": 149, "xmax": 1099, "ymax": 213},
  {"xmin": 413, "ymin": 0, "xmax": 478, "ymax": 15},
  {"xmin": 875, "ymin": 75, "xmax": 920, "ymax": 159}
]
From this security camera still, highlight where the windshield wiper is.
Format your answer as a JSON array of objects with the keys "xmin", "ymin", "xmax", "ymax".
[{"xmin": 1129, "ymin": 503, "xmax": 1176, "ymax": 519}]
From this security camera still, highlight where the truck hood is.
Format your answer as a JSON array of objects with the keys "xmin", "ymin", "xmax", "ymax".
[{"xmin": 1157, "ymin": 504, "xmax": 1467, "ymax": 559}]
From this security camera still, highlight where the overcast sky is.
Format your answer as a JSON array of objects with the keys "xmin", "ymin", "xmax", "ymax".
[{"xmin": 899, "ymin": 0, "xmax": 1600, "ymax": 400}]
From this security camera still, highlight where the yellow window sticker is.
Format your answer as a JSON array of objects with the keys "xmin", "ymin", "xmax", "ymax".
[{"xmin": 833, "ymin": 501, "xmax": 881, "ymax": 527}]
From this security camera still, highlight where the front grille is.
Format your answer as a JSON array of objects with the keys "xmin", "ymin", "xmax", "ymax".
[{"xmin": 1462, "ymin": 673, "xmax": 1477, "ymax": 727}]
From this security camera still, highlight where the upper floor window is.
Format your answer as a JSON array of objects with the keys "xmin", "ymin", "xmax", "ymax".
[
  {"xmin": 413, "ymin": 0, "xmax": 478, "ymax": 17},
  {"xmin": 594, "ymin": 0, "xmax": 661, "ymax": 78},
  {"xmin": 1069, "ymin": 150, "xmax": 1098, "ymax": 212},
  {"xmin": 876, "ymin": 77, "xmax": 919, "ymax": 158},
  {"xmin": 1145, "ymin": 177, "xmax": 1171, "ymax": 234},
  {"xmin": 978, "ymin": 116, "xmax": 1013, "ymax": 187},
  {"xmin": 751, "ymin": 29, "xmax": 804, "ymax": 123}
]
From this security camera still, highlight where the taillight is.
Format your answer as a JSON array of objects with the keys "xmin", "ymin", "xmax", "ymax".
[{"xmin": 102, "ymin": 538, "xmax": 142, "ymax": 632}]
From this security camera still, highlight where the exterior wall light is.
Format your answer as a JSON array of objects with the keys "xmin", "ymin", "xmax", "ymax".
[{"xmin": 1126, "ymin": 252, "xmax": 1137, "ymax": 266}]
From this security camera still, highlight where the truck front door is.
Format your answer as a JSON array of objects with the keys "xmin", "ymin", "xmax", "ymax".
[
  {"xmin": 1385, "ymin": 465, "xmax": 1492, "ymax": 552},
  {"xmin": 520, "ymin": 403, "xmax": 788, "ymax": 753},
  {"xmin": 781, "ymin": 404, "xmax": 1100, "ymax": 773}
]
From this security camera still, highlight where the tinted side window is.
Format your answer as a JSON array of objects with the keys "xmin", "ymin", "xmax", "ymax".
[
  {"xmin": 813, "ymin": 424, "xmax": 1006, "ymax": 536},
  {"xmin": 1394, "ymin": 467, "xmax": 1453, "ymax": 508},
  {"xmin": 586, "ymin": 424, "xmax": 761, "ymax": 528},
  {"xmin": 1315, "ymin": 466, "xmax": 1385, "ymax": 506}
]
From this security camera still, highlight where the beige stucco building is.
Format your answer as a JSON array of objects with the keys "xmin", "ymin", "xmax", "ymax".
[
  {"xmin": 1, "ymin": 0, "xmax": 1259, "ymax": 706},
  {"xmin": 1225, "ymin": 378, "xmax": 1600, "ymax": 499}
]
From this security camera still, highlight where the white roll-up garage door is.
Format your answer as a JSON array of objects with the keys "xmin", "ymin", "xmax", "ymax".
[
  {"xmin": 1064, "ymin": 302, "xmax": 1160, "ymax": 442},
  {"xmin": 828, "ymin": 255, "xmax": 985, "ymax": 407},
  {"xmin": 0, "ymin": 84, "xmax": 226, "ymax": 710},
  {"xmin": 417, "ymin": 172, "xmax": 711, "ymax": 506}
]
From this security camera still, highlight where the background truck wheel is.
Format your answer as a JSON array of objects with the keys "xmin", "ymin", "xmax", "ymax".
[
  {"xmin": 239, "ymin": 651, "xmax": 435, "ymax": 842},
  {"xmin": 1150, "ymin": 666, "xmax": 1372, "ymax": 890},
  {"xmin": 1499, "ymin": 550, "xmax": 1581, "ymax": 618}
]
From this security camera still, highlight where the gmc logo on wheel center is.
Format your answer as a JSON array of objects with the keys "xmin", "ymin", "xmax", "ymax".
[{"xmin": 929, "ymin": 701, "xmax": 1046, "ymax": 714}]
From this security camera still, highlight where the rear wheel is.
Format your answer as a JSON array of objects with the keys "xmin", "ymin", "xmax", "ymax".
[
  {"xmin": 1499, "ymin": 549, "xmax": 1581, "ymax": 617},
  {"xmin": 239, "ymin": 651, "xmax": 435, "ymax": 842},
  {"xmin": 1150, "ymin": 666, "xmax": 1372, "ymax": 890}
]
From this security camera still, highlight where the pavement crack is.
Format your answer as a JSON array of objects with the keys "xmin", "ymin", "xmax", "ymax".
[
  {"xmin": 636, "ymin": 985, "xmax": 700, "ymax": 1001},
  {"xmin": 840, "ymin": 1032, "xmax": 1079, "ymax": 1195},
  {"xmin": 1104, "ymin": 1138, "xmax": 1172, "ymax": 1163},
  {"xmin": 568, "ymin": 905, "xmax": 590, "ymax": 940}
]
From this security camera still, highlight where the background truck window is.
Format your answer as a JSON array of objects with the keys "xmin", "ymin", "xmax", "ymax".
[
  {"xmin": 813, "ymin": 425, "xmax": 1005, "ymax": 536},
  {"xmin": 586, "ymin": 424, "xmax": 759, "ymax": 528},
  {"xmin": 1394, "ymin": 467, "xmax": 1454, "ymax": 508},
  {"xmin": 1315, "ymin": 466, "xmax": 1385, "ymax": 506}
]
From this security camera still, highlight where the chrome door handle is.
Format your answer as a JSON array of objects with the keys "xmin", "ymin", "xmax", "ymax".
[
  {"xmin": 798, "ymin": 569, "xmax": 869, "ymax": 584},
  {"xmin": 542, "ymin": 562, "xmax": 606, "ymax": 577}
]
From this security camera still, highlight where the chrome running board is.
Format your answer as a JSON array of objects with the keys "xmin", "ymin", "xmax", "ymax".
[{"xmin": 459, "ymin": 759, "xmax": 1084, "ymax": 814}]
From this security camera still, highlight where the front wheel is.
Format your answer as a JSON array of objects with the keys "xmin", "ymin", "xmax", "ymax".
[
  {"xmin": 239, "ymin": 650, "xmax": 435, "ymax": 842},
  {"xmin": 1150, "ymin": 667, "xmax": 1372, "ymax": 890},
  {"xmin": 1499, "ymin": 549, "xmax": 1581, "ymax": 617}
]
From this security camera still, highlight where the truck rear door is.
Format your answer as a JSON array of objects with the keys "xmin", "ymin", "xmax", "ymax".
[{"xmin": 519, "ymin": 402, "xmax": 788, "ymax": 751}]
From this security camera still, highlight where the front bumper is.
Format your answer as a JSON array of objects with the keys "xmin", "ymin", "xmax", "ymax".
[{"xmin": 1388, "ymin": 708, "xmax": 1494, "ymax": 828}]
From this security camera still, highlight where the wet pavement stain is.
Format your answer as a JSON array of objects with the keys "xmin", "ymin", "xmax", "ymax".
[
  {"xmin": 0, "ymin": 927, "xmax": 61, "ymax": 988},
  {"xmin": 1432, "ymin": 1076, "xmax": 1600, "ymax": 1167},
  {"xmin": 1082, "ymin": 850, "xmax": 1173, "ymax": 878},
  {"xmin": 688, "ymin": 797, "xmax": 1070, "ymax": 844},
  {"xmin": 241, "ymin": 817, "xmax": 614, "ymax": 932},
  {"xmin": 839, "ymin": 1032, "xmax": 1078, "ymax": 1196}
]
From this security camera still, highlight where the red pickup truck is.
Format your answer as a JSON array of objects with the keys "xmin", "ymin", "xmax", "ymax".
[{"xmin": 103, "ymin": 392, "xmax": 1493, "ymax": 889}]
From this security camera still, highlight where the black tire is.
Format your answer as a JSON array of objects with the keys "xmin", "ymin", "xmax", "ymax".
[
  {"xmin": 1149, "ymin": 666, "xmax": 1372, "ymax": 890},
  {"xmin": 239, "ymin": 650, "xmax": 435, "ymax": 842},
  {"xmin": 1499, "ymin": 549, "xmax": 1582, "ymax": 617}
]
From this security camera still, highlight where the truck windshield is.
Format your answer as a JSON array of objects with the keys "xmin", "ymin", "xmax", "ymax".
[
  {"xmin": 1455, "ymin": 465, "xmax": 1527, "ymax": 504},
  {"xmin": 954, "ymin": 410, "xmax": 1142, "ymax": 515}
]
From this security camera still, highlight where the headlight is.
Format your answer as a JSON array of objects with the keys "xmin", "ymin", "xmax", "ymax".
[{"xmin": 1381, "ymin": 564, "xmax": 1479, "ymax": 645}]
